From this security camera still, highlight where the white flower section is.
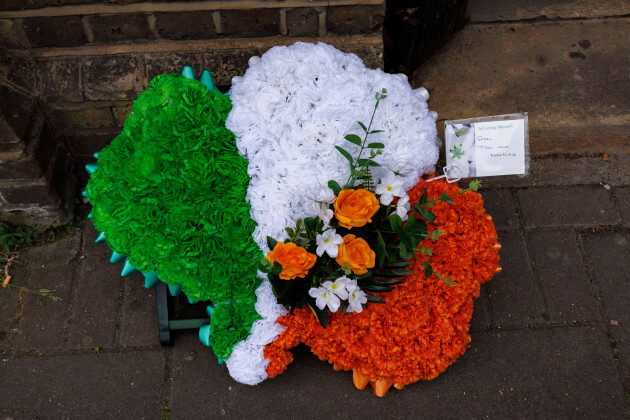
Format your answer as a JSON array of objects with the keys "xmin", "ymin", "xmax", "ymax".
[
  {"xmin": 226, "ymin": 42, "xmax": 439, "ymax": 253},
  {"xmin": 376, "ymin": 172, "xmax": 405, "ymax": 205},
  {"xmin": 224, "ymin": 42, "xmax": 439, "ymax": 386},
  {"xmin": 315, "ymin": 229, "xmax": 343, "ymax": 258},
  {"xmin": 394, "ymin": 194, "xmax": 411, "ymax": 221},
  {"xmin": 225, "ymin": 278, "xmax": 288, "ymax": 385},
  {"xmin": 309, "ymin": 286, "xmax": 341, "ymax": 312}
]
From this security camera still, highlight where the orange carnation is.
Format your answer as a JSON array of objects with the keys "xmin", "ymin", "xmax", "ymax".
[
  {"xmin": 334, "ymin": 189, "xmax": 380, "ymax": 229},
  {"xmin": 267, "ymin": 242, "xmax": 317, "ymax": 280},
  {"xmin": 335, "ymin": 234, "xmax": 376, "ymax": 275}
]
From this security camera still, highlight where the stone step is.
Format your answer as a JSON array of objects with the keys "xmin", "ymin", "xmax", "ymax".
[{"xmin": 412, "ymin": 18, "xmax": 630, "ymax": 156}]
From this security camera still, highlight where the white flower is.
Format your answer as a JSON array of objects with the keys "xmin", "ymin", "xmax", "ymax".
[
  {"xmin": 308, "ymin": 287, "xmax": 340, "ymax": 312},
  {"xmin": 323, "ymin": 276, "xmax": 350, "ymax": 299},
  {"xmin": 394, "ymin": 194, "xmax": 411, "ymax": 221},
  {"xmin": 376, "ymin": 172, "xmax": 405, "ymax": 205},
  {"xmin": 315, "ymin": 229, "xmax": 343, "ymax": 258},
  {"xmin": 346, "ymin": 284, "xmax": 368, "ymax": 313},
  {"xmin": 315, "ymin": 202, "xmax": 334, "ymax": 225}
]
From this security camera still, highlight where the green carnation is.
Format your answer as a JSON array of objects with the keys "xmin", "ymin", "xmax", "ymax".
[{"xmin": 86, "ymin": 73, "xmax": 262, "ymax": 358}]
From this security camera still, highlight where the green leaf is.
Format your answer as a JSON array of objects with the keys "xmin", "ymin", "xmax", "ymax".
[
  {"xmin": 344, "ymin": 134, "xmax": 362, "ymax": 146},
  {"xmin": 429, "ymin": 229, "xmax": 443, "ymax": 241},
  {"xmin": 285, "ymin": 227, "xmax": 295, "ymax": 238},
  {"xmin": 383, "ymin": 261, "xmax": 412, "ymax": 268},
  {"xmin": 335, "ymin": 146, "xmax": 354, "ymax": 165},
  {"xmin": 367, "ymin": 142, "xmax": 385, "ymax": 149},
  {"xmin": 308, "ymin": 302, "xmax": 329, "ymax": 328},
  {"xmin": 358, "ymin": 121, "xmax": 367, "ymax": 132},
  {"xmin": 368, "ymin": 130, "xmax": 384, "ymax": 134},
  {"xmin": 364, "ymin": 278, "xmax": 404, "ymax": 286},
  {"xmin": 372, "ymin": 269, "xmax": 413, "ymax": 277},
  {"xmin": 419, "ymin": 208, "xmax": 436, "ymax": 222},
  {"xmin": 469, "ymin": 179, "xmax": 481, "ymax": 192},
  {"xmin": 419, "ymin": 247, "xmax": 433, "ymax": 256},
  {"xmin": 328, "ymin": 180, "xmax": 342, "ymax": 195},
  {"xmin": 438, "ymin": 191, "xmax": 454, "ymax": 204},
  {"xmin": 443, "ymin": 277, "xmax": 457, "ymax": 287},
  {"xmin": 424, "ymin": 262, "xmax": 434, "ymax": 278},
  {"xmin": 365, "ymin": 294, "xmax": 386, "ymax": 304},
  {"xmin": 455, "ymin": 128, "xmax": 468, "ymax": 136},
  {"xmin": 357, "ymin": 158, "xmax": 380, "ymax": 167},
  {"xmin": 359, "ymin": 284, "xmax": 393, "ymax": 292},
  {"xmin": 271, "ymin": 262, "xmax": 283, "ymax": 275},
  {"xmin": 419, "ymin": 188, "xmax": 428, "ymax": 205},
  {"xmin": 390, "ymin": 214, "xmax": 403, "ymax": 233},
  {"xmin": 258, "ymin": 258, "xmax": 272, "ymax": 273},
  {"xmin": 267, "ymin": 236, "xmax": 278, "ymax": 250},
  {"xmin": 304, "ymin": 217, "xmax": 317, "ymax": 234}
]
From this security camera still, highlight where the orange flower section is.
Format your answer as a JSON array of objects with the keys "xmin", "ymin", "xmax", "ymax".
[
  {"xmin": 333, "ymin": 189, "xmax": 380, "ymax": 229},
  {"xmin": 267, "ymin": 242, "xmax": 317, "ymax": 280},
  {"xmin": 336, "ymin": 234, "xmax": 376, "ymax": 275},
  {"xmin": 264, "ymin": 179, "xmax": 501, "ymax": 388}
]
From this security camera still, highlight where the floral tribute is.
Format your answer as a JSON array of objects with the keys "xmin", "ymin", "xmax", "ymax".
[{"xmin": 83, "ymin": 42, "xmax": 502, "ymax": 395}]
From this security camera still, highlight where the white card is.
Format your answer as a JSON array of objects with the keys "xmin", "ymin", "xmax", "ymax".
[{"xmin": 444, "ymin": 114, "xmax": 528, "ymax": 178}]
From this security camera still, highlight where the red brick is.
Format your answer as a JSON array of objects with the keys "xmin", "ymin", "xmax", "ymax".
[
  {"xmin": 221, "ymin": 9, "xmax": 280, "ymax": 38},
  {"xmin": 48, "ymin": 106, "xmax": 115, "ymax": 131},
  {"xmin": 112, "ymin": 103, "xmax": 132, "ymax": 127},
  {"xmin": 144, "ymin": 52, "xmax": 201, "ymax": 81},
  {"xmin": 35, "ymin": 58, "xmax": 83, "ymax": 102},
  {"xmin": 0, "ymin": 157, "xmax": 41, "ymax": 181},
  {"xmin": 83, "ymin": 55, "xmax": 142, "ymax": 100},
  {"xmin": 202, "ymin": 48, "xmax": 264, "ymax": 87},
  {"xmin": 65, "ymin": 129, "xmax": 119, "ymax": 158},
  {"xmin": 0, "ymin": 182, "xmax": 58, "ymax": 205},
  {"xmin": 22, "ymin": 16, "xmax": 87, "ymax": 48},
  {"xmin": 154, "ymin": 11, "xmax": 217, "ymax": 40},
  {"xmin": 88, "ymin": 13, "xmax": 152, "ymax": 43},
  {"xmin": 326, "ymin": 5, "xmax": 385, "ymax": 35},
  {"xmin": 286, "ymin": 8, "xmax": 319, "ymax": 37},
  {"xmin": 0, "ymin": 19, "xmax": 30, "ymax": 48}
]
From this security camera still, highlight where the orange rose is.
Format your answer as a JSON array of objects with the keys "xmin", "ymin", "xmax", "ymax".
[
  {"xmin": 335, "ymin": 234, "xmax": 376, "ymax": 275},
  {"xmin": 333, "ymin": 189, "xmax": 380, "ymax": 229},
  {"xmin": 267, "ymin": 242, "xmax": 317, "ymax": 280}
]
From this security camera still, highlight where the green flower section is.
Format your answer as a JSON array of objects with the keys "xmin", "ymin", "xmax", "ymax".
[
  {"xmin": 86, "ymin": 73, "xmax": 261, "ymax": 359},
  {"xmin": 210, "ymin": 300, "xmax": 262, "ymax": 360}
]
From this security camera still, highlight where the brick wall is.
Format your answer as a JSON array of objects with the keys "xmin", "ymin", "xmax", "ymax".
[{"xmin": 0, "ymin": 0, "xmax": 385, "ymax": 224}]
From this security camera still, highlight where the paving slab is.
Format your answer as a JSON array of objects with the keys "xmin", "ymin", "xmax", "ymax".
[
  {"xmin": 15, "ymin": 233, "xmax": 80, "ymax": 351},
  {"xmin": 517, "ymin": 185, "xmax": 618, "ymax": 228},
  {"xmin": 394, "ymin": 326, "xmax": 629, "ymax": 418},
  {"xmin": 68, "ymin": 252, "xmax": 122, "ymax": 349},
  {"xmin": 469, "ymin": 0, "xmax": 630, "ymax": 21},
  {"xmin": 171, "ymin": 332, "xmax": 398, "ymax": 419},
  {"xmin": 170, "ymin": 326, "xmax": 629, "ymax": 418},
  {"xmin": 470, "ymin": 283, "xmax": 491, "ymax": 332},
  {"xmin": 481, "ymin": 154, "xmax": 630, "ymax": 189},
  {"xmin": 80, "ymin": 221, "xmax": 111, "ymax": 256},
  {"xmin": 488, "ymin": 231, "xmax": 546, "ymax": 327},
  {"xmin": 0, "ymin": 284, "xmax": 19, "ymax": 349},
  {"xmin": 480, "ymin": 189, "xmax": 519, "ymax": 231},
  {"xmin": 580, "ymin": 232, "xmax": 630, "ymax": 376},
  {"xmin": 0, "ymin": 350, "xmax": 165, "ymax": 419},
  {"xmin": 527, "ymin": 229, "xmax": 599, "ymax": 324},
  {"xmin": 614, "ymin": 186, "xmax": 630, "ymax": 226},
  {"xmin": 414, "ymin": 19, "xmax": 630, "ymax": 156},
  {"xmin": 119, "ymin": 272, "xmax": 159, "ymax": 347}
]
